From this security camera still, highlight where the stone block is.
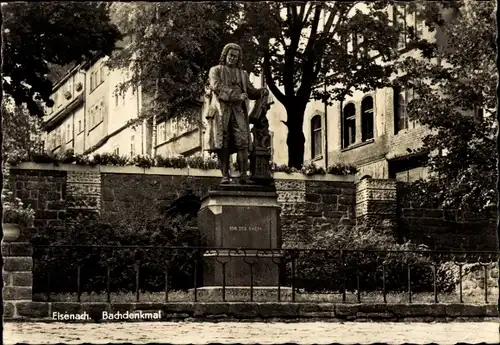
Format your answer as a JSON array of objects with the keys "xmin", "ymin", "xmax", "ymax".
[
  {"xmin": 321, "ymin": 194, "xmax": 338, "ymax": 204},
  {"xmin": 334, "ymin": 305, "xmax": 359, "ymax": 318},
  {"xmin": 3, "ymin": 286, "xmax": 32, "ymax": 300},
  {"xmin": 391, "ymin": 304, "xmax": 446, "ymax": 317},
  {"xmin": 356, "ymin": 312, "xmax": 394, "ymax": 319},
  {"xmin": 102, "ymin": 187, "xmax": 115, "ymax": 201},
  {"xmin": 402, "ymin": 208, "xmax": 424, "ymax": 217},
  {"xmin": 305, "ymin": 193, "xmax": 322, "ymax": 202},
  {"xmin": 47, "ymin": 191, "xmax": 61, "ymax": 201},
  {"xmin": 16, "ymin": 302, "xmax": 50, "ymax": 318},
  {"xmin": 11, "ymin": 272, "xmax": 33, "ymax": 286},
  {"xmin": 338, "ymin": 195, "xmax": 355, "ymax": 205},
  {"xmin": 445, "ymin": 304, "xmax": 486, "ymax": 317},
  {"xmin": 81, "ymin": 303, "xmax": 111, "ymax": 320},
  {"xmin": 47, "ymin": 201, "xmax": 66, "ymax": 210},
  {"xmin": 424, "ymin": 209, "xmax": 444, "ymax": 218},
  {"xmin": 3, "ymin": 271, "xmax": 12, "ymax": 285},
  {"xmin": 3, "ymin": 257, "xmax": 33, "ymax": 271},
  {"xmin": 277, "ymin": 191, "xmax": 305, "ymax": 203},
  {"xmin": 3, "ymin": 302, "xmax": 15, "ymax": 318},
  {"xmin": 275, "ymin": 180, "xmax": 306, "ymax": 192},
  {"xmin": 51, "ymin": 302, "xmax": 83, "ymax": 315},
  {"xmin": 2, "ymin": 242, "xmax": 33, "ymax": 257}
]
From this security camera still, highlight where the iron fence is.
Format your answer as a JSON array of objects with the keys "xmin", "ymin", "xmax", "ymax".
[{"xmin": 32, "ymin": 245, "xmax": 499, "ymax": 304}]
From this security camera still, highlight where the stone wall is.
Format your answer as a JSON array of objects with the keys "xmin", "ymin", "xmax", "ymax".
[
  {"xmin": 8, "ymin": 164, "xmax": 357, "ymax": 244},
  {"xmin": 3, "ymin": 300, "xmax": 499, "ymax": 321},
  {"xmin": 397, "ymin": 182, "xmax": 497, "ymax": 251},
  {"xmin": 7, "ymin": 163, "xmax": 498, "ymax": 250}
]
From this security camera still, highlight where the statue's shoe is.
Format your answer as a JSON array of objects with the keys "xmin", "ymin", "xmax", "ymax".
[
  {"xmin": 220, "ymin": 176, "xmax": 231, "ymax": 184},
  {"xmin": 238, "ymin": 173, "xmax": 249, "ymax": 185}
]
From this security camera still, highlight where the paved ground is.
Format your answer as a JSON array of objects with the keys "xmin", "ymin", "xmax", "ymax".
[{"xmin": 3, "ymin": 321, "xmax": 499, "ymax": 344}]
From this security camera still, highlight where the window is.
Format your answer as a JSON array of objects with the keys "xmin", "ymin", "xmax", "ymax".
[
  {"xmin": 310, "ymin": 115, "xmax": 322, "ymax": 158},
  {"xmin": 66, "ymin": 79, "xmax": 73, "ymax": 95},
  {"xmin": 57, "ymin": 91, "xmax": 62, "ymax": 107},
  {"xmin": 342, "ymin": 103, "xmax": 356, "ymax": 148},
  {"xmin": 100, "ymin": 66, "xmax": 105, "ymax": 84},
  {"xmin": 99, "ymin": 101, "xmax": 104, "ymax": 122},
  {"xmin": 113, "ymin": 147, "xmax": 119, "ymax": 155},
  {"xmin": 90, "ymin": 73, "xmax": 94, "ymax": 92},
  {"xmin": 394, "ymin": 87, "xmax": 414, "ymax": 133},
  {"xmin": 393, "ymin": 4, "xmax": 423, "ymax": 48},
  {"xmin": 57, "ymin": 128, "xmax": 62, "ymax": 147},
  {"xmin": 122, "ymin": 93, "xmax": 126, "ymax": 105},
  {"xmin": 361, "ymin": 96, "xmax": 374, "ymax": 141},
  {"xmin": 78, "ymin": 120, "xmax": 82, "ymax": 133},
  {"xmin": 67, "ymin": 123, "xmax": 72, "ymax": 142},
  {"xmin": 115, "ymin": 93, "xmax": 119, "ymax": 107},
  {"xmin": 352, "ymin": 32, "xmax": 367, "ymax": 59},
  {"xmin": 89, "ymin": 107, "xmax": 94, "ymax": 128},
  {"xmin": 157, "ymin": 122, "xmax": 166, "ymax": 143},
  {"xmin": 130, "ymin": 135, "xmax": 136, "ymax": 157}
]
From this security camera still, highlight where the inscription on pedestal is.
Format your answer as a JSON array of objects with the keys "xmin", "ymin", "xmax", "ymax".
[
  {"xmin": 222, "ymin": 206, "xmax": 273, "ymax": 248},
  {"xmin": 228, "ymin": 226, "xmax": 262, "ymax": 231}
]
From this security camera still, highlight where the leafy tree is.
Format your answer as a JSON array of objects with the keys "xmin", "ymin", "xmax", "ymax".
[
  {"xmin": 1, "ymin": 2, "xmax": 121, "ymax": 117},
  {"xmin": 396, "ymin": 0, "xmax": 497, "ymax": 215},
  {"xmin": 1, "ymin": 96, "xmax": 43, "ymax": 163},
  {"xmin": 107, "ymin": 2, "xmax": 256, "ymax": 122},
  {"xmin": 108, "ymin": 2, "xmax": 434, "ymax": 168},
  {"xmin": 238, "ymin": 1, "xmax": 427, "ymax": 168}
]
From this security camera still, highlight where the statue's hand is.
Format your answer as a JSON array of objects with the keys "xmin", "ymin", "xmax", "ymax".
[{"xmin": 239, "ymin": 93, "xmax": 248, "ymax": 101}]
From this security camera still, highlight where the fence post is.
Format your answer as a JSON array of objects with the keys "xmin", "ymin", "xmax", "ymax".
[{"xmin": 2, "ymin": 240, "xmax": 40, "ymax": 319}]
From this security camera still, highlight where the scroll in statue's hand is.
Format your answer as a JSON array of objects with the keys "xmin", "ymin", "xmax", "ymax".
[{"xmin": 239, "ymin": 93, "xmax": 248, "ymax": 101}]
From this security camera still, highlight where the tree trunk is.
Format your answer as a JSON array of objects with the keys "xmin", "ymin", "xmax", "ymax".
[{"xmin": 285, "ymin": 105, "xmax": 306, "ymax": 169}]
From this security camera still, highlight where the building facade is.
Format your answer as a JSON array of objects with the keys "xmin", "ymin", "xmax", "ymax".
[
  {"xmin": 42, "ymin": 3, "xmax": 457, "ymax": 184},
  {"xmin": 42, "ymin": 57, "xmax": 146, "ymax": 157}
]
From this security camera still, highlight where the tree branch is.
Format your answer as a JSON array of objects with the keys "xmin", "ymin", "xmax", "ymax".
[{"xmin": 263, "ymin": 51, "xmax": 287, "ymax": 106}]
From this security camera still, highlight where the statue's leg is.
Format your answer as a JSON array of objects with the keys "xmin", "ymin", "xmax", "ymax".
[
  {"xmin": 219, "ymin": 147, "xmax": 231, "ymax": 184},
  {"xmin": 237, "ymin": 149, "xmax": 249, "ymax": 184}
]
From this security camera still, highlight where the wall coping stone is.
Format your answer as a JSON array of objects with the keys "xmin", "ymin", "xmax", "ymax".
[
  {"xmin": 3, "ymin": 302, "xmax": 498, "ymax": 322},
  {"xmin": 11, "ymin": 163, "xmax": 356, "ymax": 183}
]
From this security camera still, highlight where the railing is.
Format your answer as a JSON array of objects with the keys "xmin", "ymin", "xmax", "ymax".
[{"xmin": 32, "ymin": 245, "xmax": 499, "ymax": 304}]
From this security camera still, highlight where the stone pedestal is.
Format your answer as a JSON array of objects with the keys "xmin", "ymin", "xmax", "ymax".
[{"xmin": 197, "ymin": 184, "xmax": 281, "ymax": 287}]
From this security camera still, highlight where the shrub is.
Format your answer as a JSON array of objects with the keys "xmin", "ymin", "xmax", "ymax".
[
  {"xmin": 32, "ymin": 209, "xmax": 204, "ymax": 295},
  {"xmin": 285, "ymin": 223, "xmax": 453, "ymax": 293},
  {"xmin": 2, "ymin": 166, "xmax": 35, "ymax": 226}
]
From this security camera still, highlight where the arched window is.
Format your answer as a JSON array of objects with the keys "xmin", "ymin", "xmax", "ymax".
[
  {"xmin": 342, "ymin": 103, "xmax": 356, "ymax": 148},
  {"xmin": 361, "ymin": 96, "xmax": 374, "ymax": 141},
  {"xmin": 310, "ymin": 115, "xmax": 322, "ymax": 158}
]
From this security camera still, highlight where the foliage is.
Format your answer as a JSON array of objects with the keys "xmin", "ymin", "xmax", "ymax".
[
  {"xmin": 238, "ymin": 1, "xmax": 436, "ymax": 168},
  {"xmin": 287, "ymin": 223, "xmax": 456, "ymax": 293},
  {"xmin": 107, "ymin": 2, "xmax": 250, "ymax": 123},
  {"xmin": 1, "ymin": 167, "xmax": 35, "ymax": 226},
  {"xmin": 108, "ymin": 2, "xmax": 427, "ymax": 168},
  {"xmin": 32, "ymin": 209, "xmax": 204, "ymax": 294},
  {"xmin": 326, "ymin": 163, "xmax": 359, "ymax": 176},
  {"xmin": 2, "ymin": 2, "xmax": 120, "ymax": 116},
  {"xmin": 9, "ymin": 150, "xmax": 357, "ymax": 176},
  {"xmin": 394, "ymin": 0, "xmax": 497, "ymax": 215},
  {"xmin": 1, "ymin": 97, "xmax": 43, "ymax": 163}
]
